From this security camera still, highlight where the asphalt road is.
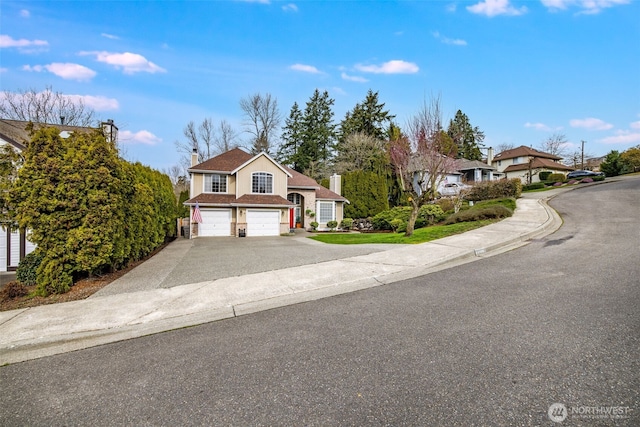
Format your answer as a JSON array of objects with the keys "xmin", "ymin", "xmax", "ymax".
[{"xmin": 1, "ymin": 178, "xmax": 638, "ymax": 426}]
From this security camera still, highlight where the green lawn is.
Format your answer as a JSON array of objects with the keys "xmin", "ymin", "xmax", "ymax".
[{"xmin": 309, "ymin": 220, "xmax": 496, "ymax": 244}]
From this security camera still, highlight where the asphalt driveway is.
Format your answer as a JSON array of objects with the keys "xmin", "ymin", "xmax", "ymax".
[{"xmin": 93, "ymin": 231, "xmax": 408, "ymax": 297}]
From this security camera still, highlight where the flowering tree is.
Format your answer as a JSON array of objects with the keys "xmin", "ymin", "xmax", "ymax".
[{"xmin": 389, "ymin": 97, "xmax": 457, "ymax": 236}]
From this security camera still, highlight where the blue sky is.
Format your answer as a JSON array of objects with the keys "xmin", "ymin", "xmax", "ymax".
[{"xmin": 1, "ymin": 0, "xmax": 639, "ymax": 171}]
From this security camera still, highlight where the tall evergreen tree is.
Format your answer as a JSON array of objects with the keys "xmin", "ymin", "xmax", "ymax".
[
  {"xmin": 447, "ymin": 110, "xmax": 485, "ymax": 160},
  {"xmin": 338, "ymin": 90, "xmax": 395, "ymax": 144},
  {"xmin": 277, "ymin": 102, "xmax": 304, "ymax": 171},
  {"xmin": 298, "ymin": 89, "xmax": 336, "ymax": 176}
]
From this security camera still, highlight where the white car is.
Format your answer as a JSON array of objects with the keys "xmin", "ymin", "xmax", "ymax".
[{"xmin": 439, "ymin": 182, "xmax": 471, "ymax": 196}]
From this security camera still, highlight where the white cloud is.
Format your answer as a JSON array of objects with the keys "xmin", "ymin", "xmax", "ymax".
[
  {"xmin": 67, "ymin": 94, "xmax": 119, "ymax": 111},
  {"xmin": 541, "ymin": 0, "xmax": 630, "ymax": 14},
  {"xmin": 24, "ymin": 62, "xmax": 96, "ymax": 81},
  {"xmin": 630, "ymin": 120, "xmax": 640, "ymax": 130},
  {"xmin": 570, "ymin": 117, "xmax": 613, "ymax": 130},
  {"xmin": 432, "ymin": 31, "xmax": 468, "ymax": 46},
  {"xmin": 525, "ymin": 122, "xmax": 553, "ymax": 131},
  {"xmin": 0, "ymin": 34, "xmax": 48, "ymax": 49},
  {"xmin": 81, "ymin": 51, "xmax": 166, "ymax": 74},
  {"xmin": 341, "ymin": 72, "xmax": 368, "ymax": 83},
  {"xmin": 20, "ymin": 10, "xmax": 30, "ymax": 18},
  {"xmin": 467, "ymin": 0, "xmax": 528, "ymax": 17},
  {"xmin": 446, "ymin": 3, "xmax": 458, "ymax": 12},
  {"xmin": 600, "ymin": 130, "xmax": 640, "ymax": 145},
  {"xmin": 282, "ymin": 3, "xmax": 298, "ymax": 12},
  {"xmin": 101, "ymin": 33, "xmax": 120, "ymax": 40},
  {"xmin": 290, "ymin": 63, "xmax": 321, "ymax": 73},
  {"xmin": 119, "ymin": 130, "xmax": 162, "ymax": 145},
  {"xmin": 0, "ymin": 67, "xmax": 7, "ymax": 73},
  {"xmin": 355, "ymin": 60, "xmax": 419, "ymax": 74}
]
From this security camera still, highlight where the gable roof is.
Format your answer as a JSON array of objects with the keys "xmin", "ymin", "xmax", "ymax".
[
  {"xmin": 503, "ymin": 157, "xmax": 574, "ymax": 173},
  {"xmin": 189, "ymin": 147, "xmax": 253, "ymax": 172},
  {"xmin": 493, "ymin": 145, "xmax": 562, "ymax": 161},
  {"xmin": 0, "ymin": 119, "xmax": 94, "ymax": 151},
  {"xmin": 456, "ymin": 158, "xmax": 497, "ymax": 171},
  {"xmin": 283, "ymin": 165, "xmax": 347, "ymax": 202},
  {"xmin": 189, "ymin": 148, "xmax": 292, "ymax": 177}
]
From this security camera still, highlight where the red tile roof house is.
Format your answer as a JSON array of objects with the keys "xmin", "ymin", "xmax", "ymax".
[
  {"xmin": 184, "ymin": 148, "xmax": 348, "ymax": 237},
  {"xmin": 491, "ymin": 145, "xmax": 574, "ymax": 183}
]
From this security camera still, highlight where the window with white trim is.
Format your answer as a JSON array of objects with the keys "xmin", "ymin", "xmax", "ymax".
[
  {"xmin": 204, "ymin": 174, "xmax": 227, "ymax": 193},
  {"xmin": 252, "ymin": 172, "xmax": 273, "ymax": 194},
  {"xmin": 318, "ymin": 201, "xmax": 334, "ymax": 223}
]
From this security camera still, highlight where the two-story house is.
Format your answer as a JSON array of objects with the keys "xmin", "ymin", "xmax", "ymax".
[
  {"xmin": 184, "ymin": 148, "xmax": 347, "ymax": 237},
  {"xmin": 492, "ymin": 145, "xmax": 574, "ymax": 183}
]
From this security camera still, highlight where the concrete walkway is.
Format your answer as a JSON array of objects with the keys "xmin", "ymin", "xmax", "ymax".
[{"xmin": 0, "ymin": 190, "xmax": 570, "ymax": 365}]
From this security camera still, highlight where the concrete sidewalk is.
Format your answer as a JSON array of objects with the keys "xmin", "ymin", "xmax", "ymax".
[{"xmin": 0, "ymin": 194, "xmax": 563, "ymax": 365}]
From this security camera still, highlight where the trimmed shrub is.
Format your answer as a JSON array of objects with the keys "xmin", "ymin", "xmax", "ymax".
[
  {"xmin": 435, "ymin": 197, "xmax": 455, "ymax": 214},
  {"xmin": 523, "ymin": 182, "xmax": 545, "ymax": 191},
  {"xmin": 16, "ymin": 250, "xmax": 44, "ymax": 286},
  {"xmin": 548, "ymin": 173, "xmax": 566, "ymax": 182},
  {"xmin": 444, "ymin": 205, "xmax": 513, "ymax": 224},
  {"xmin": 539, "ymin": 171, "xmax": 552, "ymax": 181},
  {"xmin": 310, "ymin": 221, "xmax": 319, "ymax": 230},
  {"xmin": 466, "ymin": 178, "xmax": 522, "ymax": 201},
  {"xmin": 340, "ymin": 218, "xmax": 353, "ymax": 230},
  {"xmin": 372, "ymin": 204, "xmax": 446, "ymax": 231},
  {"xmin": 593, "ymin": 175, "xmax": 605, "ymax": 182},
  {"xmin": 0, "ymin": 282, "xmax": 28, "ymax": 300},
  {"xmin": 389, "ymin": 218, "xmax": 405, "ymax": 232},
  {"xmin": 327, "ymin": 220, "xmax": 338, "ymax": 230}
]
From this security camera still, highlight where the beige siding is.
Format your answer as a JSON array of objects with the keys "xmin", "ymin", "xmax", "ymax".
[
  {"xmin": 236, "ymin": 156, "xmax": 288, "ymax": 197},
  {"xmin": 228, "ymin": 175, "xmax": 236, "ymax": 195},
  {"xmin": 192, "ymin": 173, "xmax": 204, "ymax": 197},
  {"xmin": 336, "ymin": 202, "xmax": 344, "ymax": 223}
]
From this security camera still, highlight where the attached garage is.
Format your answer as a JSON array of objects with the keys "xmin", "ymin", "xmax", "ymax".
[
  {"xmin": 246, "ymin": 209, "xmax": 280, "ymax": 236},
  {"xmin": 199, "ymin": 209, "xmax": 232, "ymax": 237}
]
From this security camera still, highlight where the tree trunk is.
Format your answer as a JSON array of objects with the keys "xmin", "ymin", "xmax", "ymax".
[{"xmin": 405, "ymin": 202, "xmax": 420, "ymax": 237}]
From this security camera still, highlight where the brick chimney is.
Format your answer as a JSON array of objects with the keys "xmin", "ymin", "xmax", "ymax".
[{"xmin": 329, "ymin": 174, "xmax": 341, "ymax": 196}]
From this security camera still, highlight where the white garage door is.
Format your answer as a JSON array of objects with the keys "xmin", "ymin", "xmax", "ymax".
[
  {"xmin": 247, "ymin": 210, "xmax": 280, "ymax": 236},
  {"xmin": 199, "ymin": 209, "xmax": 232, "ymax": 237}
]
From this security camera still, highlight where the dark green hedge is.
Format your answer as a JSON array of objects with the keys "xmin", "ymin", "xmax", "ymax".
[
  {"xmin": 466, "ymin": 178, "xmax": 522, "ymax": 201},
  {"xmin": 12, "ymin": 127, "xmax": 177, "ymax": 295}
]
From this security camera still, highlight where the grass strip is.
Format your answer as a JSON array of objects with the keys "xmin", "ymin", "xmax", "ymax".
[{"xmin": 309, "ymin": 220, "xmax": 496, "ymax": 245}]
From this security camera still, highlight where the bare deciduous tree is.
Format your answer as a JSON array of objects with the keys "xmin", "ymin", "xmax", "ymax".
[
  {"xmin": 390, "ymin": 96, "xmax": 458, "ymax": 237},
  {"xmin": 239, "ymin": 93, "xmax": 281, "ymax": 155},
  {"xmin": 495, "ymin": 142, "xmax": 515, "ymax": 154},
  {"xmin": 215, "ymin": 119, "xmax": 239, "ymax": 153},
  {"xmin": 0, "ymin": 86, "xmax": 96, "ymax": 127},
  {"xmin": 538, "ymin": 132, "xmax": 569, "ymax": 158},
  {"xmin": 174, "ymin": 117, "xmax": 240, "ymax": 176}
]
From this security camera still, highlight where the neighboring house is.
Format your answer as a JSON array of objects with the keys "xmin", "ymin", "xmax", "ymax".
[
  {"xmin": 184, "ymin": 148, "xmax": 347, "ymax": 237},
  {"xmin": 455, "ymin": 158, "xmax": 501, "ymax": 183},
  {"xmin": 0, "ymin": 118, "xmax": 118, "ymax": 272},
  {"xmin": 491, "ymin": 145, "xmax": 574, "ymax": 183}
]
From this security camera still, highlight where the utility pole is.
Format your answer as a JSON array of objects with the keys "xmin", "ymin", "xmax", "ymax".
[{"xmin": 581, "ymin": 140, "xmax": 586, "ymax": 169}]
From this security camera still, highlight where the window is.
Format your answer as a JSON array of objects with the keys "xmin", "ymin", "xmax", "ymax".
[
  {"xmin": 205, "ymin": 174, "xmax": 227, "ymax": 193},
  {"xmin": 513, "ymin": 157, "xmax": 523, "ymax": 164},
  {"xmin": 318, "ymin": 201, "xmax": 334, "ymax": 223},
  {"xmin": 252, "ymin": 172, "xmax": 273, "ymax": 194}
]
